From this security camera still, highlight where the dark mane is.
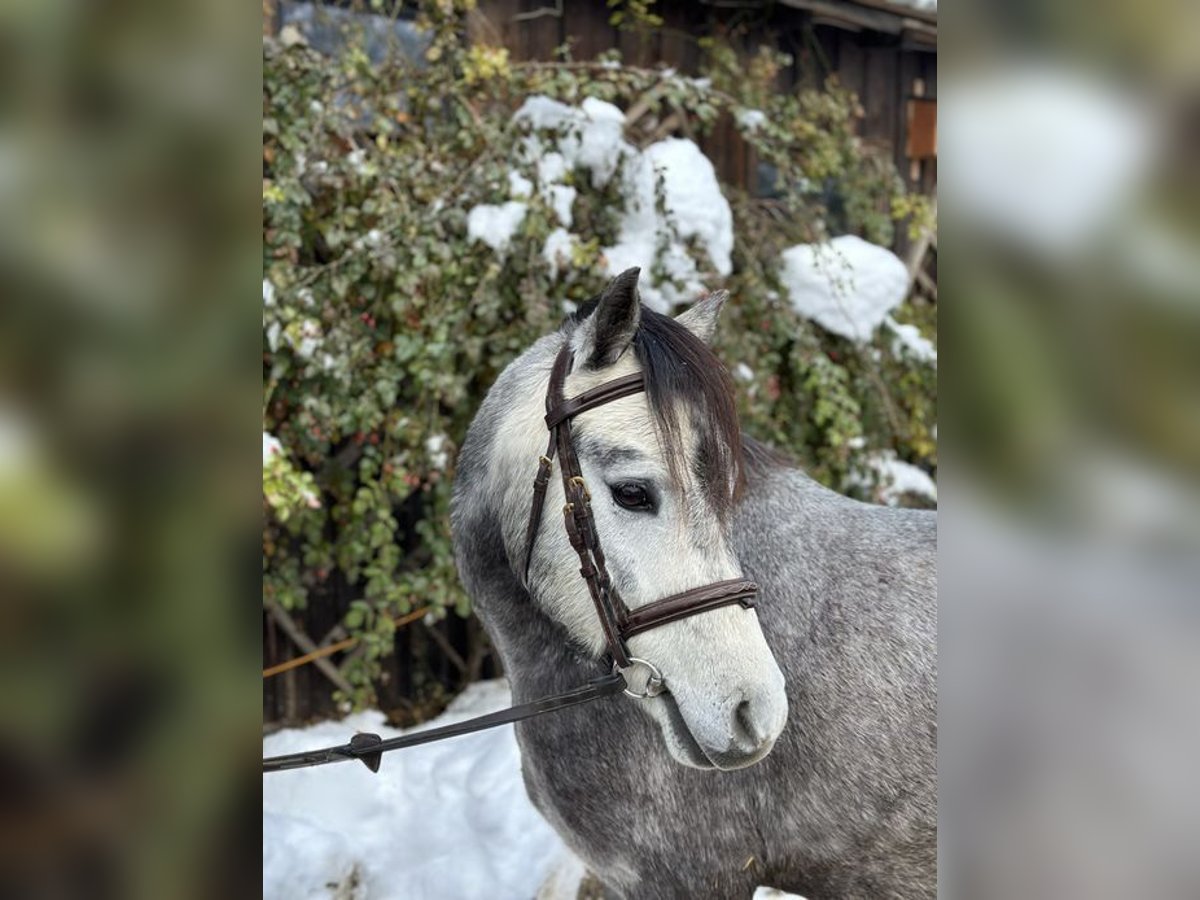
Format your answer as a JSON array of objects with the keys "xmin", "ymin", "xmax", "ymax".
[{"xmin": 571, "ymin": 300, "xmax": 745, "ymax": 518}]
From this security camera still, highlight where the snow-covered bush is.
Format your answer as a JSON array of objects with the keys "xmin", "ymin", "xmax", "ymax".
[{"xmin": 263, "ymin": 0, "xmax": 935, "ymax": 707}]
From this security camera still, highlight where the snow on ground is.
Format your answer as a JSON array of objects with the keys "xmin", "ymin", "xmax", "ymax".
[
  {"xmin": 753, "ymin": 889, "xmax": 805, "ymax": 900},
  {"xmin": 263, "ymin": 680, "xmax": 574, "ymax": 900},
  {"xmin": 779, "ymin": 235, "xmax": 910, "ymax": 342},
  {"xmin": 264, "ymin": 811, "xmax": 360, "ymax": 899},
  {"xmin": 265, "ymin": 679, "xmax": 810, "ymax": 899}
]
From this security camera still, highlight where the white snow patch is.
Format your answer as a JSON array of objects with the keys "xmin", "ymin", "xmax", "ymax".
[
  {"xmin": 514, "ymin": 96, "xmax": 627, "ymax": 188},
  {"xmin": 546, "ymin": 184, "xmax": 576, "ymax": 227},
  {"xmin": 737, "ymin": 109, "xmax": 768, "ymax": 132},
  {"xmin": 263, "ymin": 811, "xmax": 360, "ymax": 900},
  {"xmin": 535, "ymin": 853, "xmax": 589, "ymax": 900},
  {"xmin": 263, "ymin": 278, "xmax": 276, "ymax": 307},
  {"xmin": 513, "ymin": 97, "xmax": 734, "ymax": 309},
  {"xmin": 753, "ymin": 888, "xmax": 807, "ymax": 900},
  {"xmin": 543, "ymin": 227, "xmax": 576, "ymax": 278},
  {"xmin": 645, "ymin": 138, "xmax": 733, "ymax": 275},
  {"xmin": 885, "ymin": 316, "xmax": 937, "ymax": 364},
  {"xmin": 263, "ymin": 432, "xmax": 283, "ymax": 465},
  {"xmin": 605, "ymin": 137, "xmax": 734, "ymax": 312},
  {"xmin": 294, "ymin": 319, "xmax": 323, "ymax": 359},
  {"xmin": 849, "ymin": 451, "xmax": 937, "ymax": 506},
  {"xmin": 507, "ymin": 170, "xmax": 533, "ymax": 199},
  {"xmin": 537, "ymin": 151, "xmax": 568, "ymax": 185},
  {"xmin": 733, "ymin": 362, "xmax": 755, "ymax": 382},
  {"xmin": 425, "ymin": 433, "xmax": 449, "ymax": 471},
  {"xmin": 467, "ymin": 201, "xmax": 528, "ymax": 253},
  {"xmin": 780, "ymin": 235, "xmax": 909, "ymax": 341}
]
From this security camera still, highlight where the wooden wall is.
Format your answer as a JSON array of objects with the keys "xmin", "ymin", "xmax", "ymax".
[{"xmin": 470, "ymin": 0, "xmax": 936, "ymax": 199}]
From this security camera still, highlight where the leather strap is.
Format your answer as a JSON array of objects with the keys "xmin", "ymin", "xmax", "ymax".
[
  {"xmin": 620, "ymin": 578, "xmax": 759, "ymax": 640},
  {"xmin": 544, "ymin": 372, "xmax": 645, "ymax": 429},
  {"xmin": 550, "ymin": 353, "xmax": 635, "ymax": 668},
  {"xmin": 263, "ymin": 671, "xmax": 627, "ymax": 773},
  {"xmin": 520, "ymin": 434, "xmax": 557, "ymax": 584}
]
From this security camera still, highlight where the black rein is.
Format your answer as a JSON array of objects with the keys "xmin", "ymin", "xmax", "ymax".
[{"xmin": 262, "ymin": 672, "xmax": 626, "ymax": 774}]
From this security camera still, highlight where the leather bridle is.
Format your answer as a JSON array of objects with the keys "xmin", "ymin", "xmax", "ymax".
[
  {"xmin": 262, "ymin": 342, "xmax": 760, "ymax": 774},
  {"xmin": 521, "ymin": 345, "xmax": 759, "ymax": 691}
]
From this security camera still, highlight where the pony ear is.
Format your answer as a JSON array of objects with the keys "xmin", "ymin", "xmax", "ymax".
[
  {"xmin": 674, "ymin": 290, "xmax": 728, "ymax": 344},
  {"xmin": 577, "ymin": 267, "xmax": 643, "ymax": 369}
]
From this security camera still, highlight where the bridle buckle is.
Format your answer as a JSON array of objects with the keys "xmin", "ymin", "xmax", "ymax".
[{"xmin": 569, "ymin": 475, "xmax": 591, "ymax": 501}]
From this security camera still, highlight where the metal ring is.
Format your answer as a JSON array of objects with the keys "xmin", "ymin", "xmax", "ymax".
[{"xmin": 613, "ymin": 657, "xmax": 666, "ymax": 699}]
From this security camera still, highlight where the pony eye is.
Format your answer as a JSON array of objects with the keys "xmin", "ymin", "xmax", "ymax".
[{"xmin": 611, "ymin": 482, "xmax": 653, "ymax": 512}]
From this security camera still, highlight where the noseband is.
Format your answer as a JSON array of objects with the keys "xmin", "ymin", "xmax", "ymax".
[{"xmin": 522, "ymin": 346, "xmax": 758, "ymax": 684}]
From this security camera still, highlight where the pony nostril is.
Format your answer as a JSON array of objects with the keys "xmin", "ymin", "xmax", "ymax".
[{"xmin": 733, "ymin": 697, "xmax": 761, "ymax": 747}]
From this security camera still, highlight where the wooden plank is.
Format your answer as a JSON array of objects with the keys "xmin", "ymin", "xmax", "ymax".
[
  {"xmin": 921, "ymin": 49, "xmax": 937, "ymax": 98},
  {"xmin": 622, "ymin": 28, "xmax": 659, "ymax": 68},
  {"xmin": 862, "ymin": 45, "xmax": 895, "ymax": 151},
  {"xmin": 561, "ymin": 0, "xmax": 612, "ymax": 62},
  {"xmin": 906, "ymin": 98, "xmax": 937, "ymax": 159},
  {"xmin": 265, "ymin": 599, "xmax": 356, "ymax": 697},
  {"xmin": 895, "ymin": 49, "xmax": 919, "ymax": 179},
  {"xmin": 517, "ymin": 0, "xmax": 563, "ymax": 62},
  {"xmin": 835, "ymin": 32, "xmax": 865, "ymax": 100},
  {"xmin": 658, "ymin": 0, "xmax": 699, "ymax": 74},
  {"xmin": 475, "ymin": 0, "xmax": 526, "ymax": 58}
]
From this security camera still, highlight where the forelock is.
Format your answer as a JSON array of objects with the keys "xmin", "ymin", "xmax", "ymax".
[{"xmin": 633, "ymin": 308, "xmax": 745, "ymax": 518}]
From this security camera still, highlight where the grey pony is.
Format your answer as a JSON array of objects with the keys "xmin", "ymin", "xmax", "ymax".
[{"xmin": 451, "ymin": 276, "xmax": 936, "ymax": 899}]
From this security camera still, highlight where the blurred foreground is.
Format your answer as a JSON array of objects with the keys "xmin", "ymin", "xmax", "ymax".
[{"xmin": 940, "ymin": 1, "xmax": 1200, "ymax": 897}]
